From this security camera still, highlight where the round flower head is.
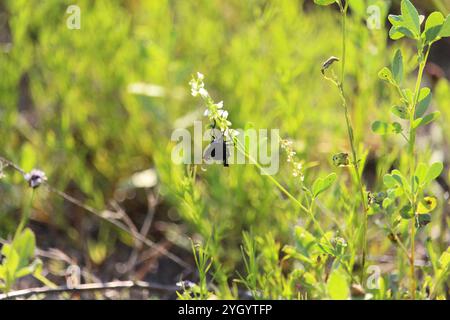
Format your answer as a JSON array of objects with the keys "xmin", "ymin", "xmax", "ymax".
[{"xmin": 24, "ymin": 169, "xmax": 47, "ymax": 189}]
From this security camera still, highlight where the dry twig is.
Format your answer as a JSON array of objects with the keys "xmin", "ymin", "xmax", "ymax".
[{"xmin": 0, "ymin": 280, "xmax": 179, "ymax": 300}]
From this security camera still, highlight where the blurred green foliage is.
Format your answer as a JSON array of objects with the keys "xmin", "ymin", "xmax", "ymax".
[{"xmin": 0, "ymin": 0, "xmax": 449, "ymax": 299}]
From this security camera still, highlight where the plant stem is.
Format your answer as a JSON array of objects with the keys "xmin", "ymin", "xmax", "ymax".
[
  {"xmin": 13, "ymin": 189, "xmax": 35, "ymax": 241},
  {"xmin": 408, "ymin": 44, "xmax": 431, "ymax": 300},
  {"xmin": 234, "ymin": 140, "xmax": 330, "ymax": 240},
  {"xmin": 338, "ymin": 1, "xmax": 369, "ymax": 284}
]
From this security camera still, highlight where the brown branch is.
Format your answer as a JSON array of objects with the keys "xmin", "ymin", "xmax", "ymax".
[
  {"xmin": 0, "ymin": 155, "xmax": 191, "ymax": 270},
  {"xmin": 124, "ymin": 191, "xmax": 159, "ymax": 273},
  {"xmin": 0, "ymin": 280, "xmax": 179, "ymax": 300}
]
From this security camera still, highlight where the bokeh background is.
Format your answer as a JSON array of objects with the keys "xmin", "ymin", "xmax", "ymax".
[{"xmin": 0, "ymin": 0, "xmax": 449, "ymax": 299}]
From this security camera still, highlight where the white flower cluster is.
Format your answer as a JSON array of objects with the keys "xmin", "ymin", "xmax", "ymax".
[
  {"xmin": 189, "ymin": 72, "xmax": 209, "ymax": 98},
  {"xmin": 280, "ymin": 139, "xmax": 304, "ymax": 181},
  {"xmin": 189, "ymin": 72, "xmax": 238, "ymax": 140}
]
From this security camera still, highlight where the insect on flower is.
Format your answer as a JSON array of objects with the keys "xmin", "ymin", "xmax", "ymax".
[{"xmin": 203, "ymin": 130, "xmax": 231, "ymax": 167}]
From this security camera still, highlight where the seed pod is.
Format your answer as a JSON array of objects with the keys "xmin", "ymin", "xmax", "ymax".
[
  {"xmin": 321, "ymin": 56, "xmax": 340, "ymax": 75},
  {"xmin": 332, "ymin": 152, "xmax": 350, "ymax": 167}
]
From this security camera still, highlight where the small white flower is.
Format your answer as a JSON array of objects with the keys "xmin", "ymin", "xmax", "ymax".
[
  {"xmin": 189, "ymin": 80, "xmax": 199, "ymax": 97},
  {"xmin": 225, "ymin": 129, "xmax": 239, "ymax": 139},
  {"xmin": 199, "ymin": 87, "xmax": 209, "ymax": 98},
  {"xmin": 216, "ymin": 101, "xmax": 223, "ymax": 109},
  {"xmin": 222, "ymin": 111, "xmax": 228, "ymax": 119},
  {"xmin": 196, "ymin": 72, "xmax": 204, "ymax": 80},
  {"xmin": 203, "ymin": 109, "xmax": 210, "ymax": 117},
  {"xmin": 217, "ymin": 110, "xmax": 228, "ymax": 119}
]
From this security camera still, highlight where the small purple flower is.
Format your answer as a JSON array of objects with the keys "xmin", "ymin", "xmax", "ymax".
[
  {"xmin": 24, "ymin": 169, "xmax": 47, "ymax": 188},
  {"xmin": 176, "ymin": 280, "xmax": 196, "ymax": 289}
]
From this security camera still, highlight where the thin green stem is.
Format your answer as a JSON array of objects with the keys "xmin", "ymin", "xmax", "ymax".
[
  {"xmin": 234, "ymin": 138, "xmax": 358, "ymax": 287},
  {"xmin": 234, "ymin": 139, "xmax": 307, "ymax": 213},
  {"xmin": 408, "ymin": 44, "xmax": 431, "ymax": 300},
  {"xmin": 340, "ymin": 1, "xmax": 347, "ymax": 90},
  {"xmin": 336, "ymin": 1, "xmax": 369, "ymax": 284},
  {"xmin": 13, "ymin": 189, "xmax": 35, "ymax": 241},
  {"xmin": 234, "ymin": 140, "xmax": 330, "ymax": 241}
]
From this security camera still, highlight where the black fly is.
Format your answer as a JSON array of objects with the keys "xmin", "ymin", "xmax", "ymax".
[
  {"xmin": 203, "ymin": 121, "xmax": 231, "ymax": 167},
  {"xmin": 203, "ymin": 133, "xmax": 231, "ymax": 167}
]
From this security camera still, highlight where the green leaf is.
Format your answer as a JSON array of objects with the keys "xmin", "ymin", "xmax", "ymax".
[
  {"xmin": 416, "ymin": 213, "xmax": 431, "ymax": 228},
  {"xmin": 424, "ymin": 162, "xmax": 443, "ymax": 186},
  {"xmin": 0, "ymin": 265, "xmax": 5, "ymax": 280},
  {"xmin": 294, "ymin": 226, "xmax": 319, "ymax": 257},
  {"xmin": 438, "ymin": 247, "xmax": 450, "ymax": 270},
  {"xmin": 439, "ymin": 15, "xmax": 450, "ymax": 37},
  {"xmin": 314, "ymin": 0, "xmax": 336, "ymax": 5},
  {"xmin": 400, "ymin": 204, "xmax": 414, "ymax": 219},
  {"xmin": 424, "ymin": 12, "xmax": 445, "ymax": 44},
  {"xmin": 392, "ymin": 49, "xmax": 403, "ymax": 84},
  {"xmin": 378, "ymin": 67, "xmax": 396, "ymax": 85},
  {"xmin": 389, "ymin": 28, "xmax": 404, "ymax": 40},
  {"xmin": 371, "ymin": 121, "xmax": 402, "ymax": 135},
  {"xmin": 415, "ymin": 87, "xmax": 432, "ymax": 118},
  {"xmin": 5, "ymin": 248, "xmax": 20, "ymax": 281},
  {"xmin": 1, "ymin": 243, "xmax": 11, "ymax": 257},
  {"xmin": 388, "ymin": 13, "xmax": 417, "ymax": 39},
  {"xmin": 388, "ymin": 14, "xmax": 403, "ymax": 26},
  {"xmin": 15, "ymin": 266, "xmax": 34, "ymax": 278},
  {"xmin": 392, "ymin": 169, "xmax": 408, "ymax": 189},
  {"xmin": 327, "ymin": 269, "xmax": 349, "ymax": 300},
  {"xmin": 414, "ymin": 162, "xmax": 428, "ymax": 185},
  {"xmin": 383, "ymin": 174, "xmax": 398, "ymax": 188},
  {"xmin": 400, "ymin": 0, "xmax": 420, "ymax": 37},
  {"xmin": 371, "ymin": 121, "xmax": 388, "ymax": 134},
  {"xmin": 412, "ymin": 111, "xmax": 440, "ymax": 129},
  {"xmin": 391, "ymin": 105, "xmax": 409, "ymax": 119},
  {"xmin": 392, "ymin": 122, "xmax": 402, "ymax": 134},
  {"xmin": 402, "ymin": 89, "xmax": 414, "ymax": 106},
  {"xmin": 14, "ymin": 228, "xmax": 36, "ymax": 268},
  {"xmin": 312, "ymin": 173, "xmax": 336, "ymax": 198},
  {"xmin": 396, "ymin": 26, "xmax": 416, "ymax": 38}
]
